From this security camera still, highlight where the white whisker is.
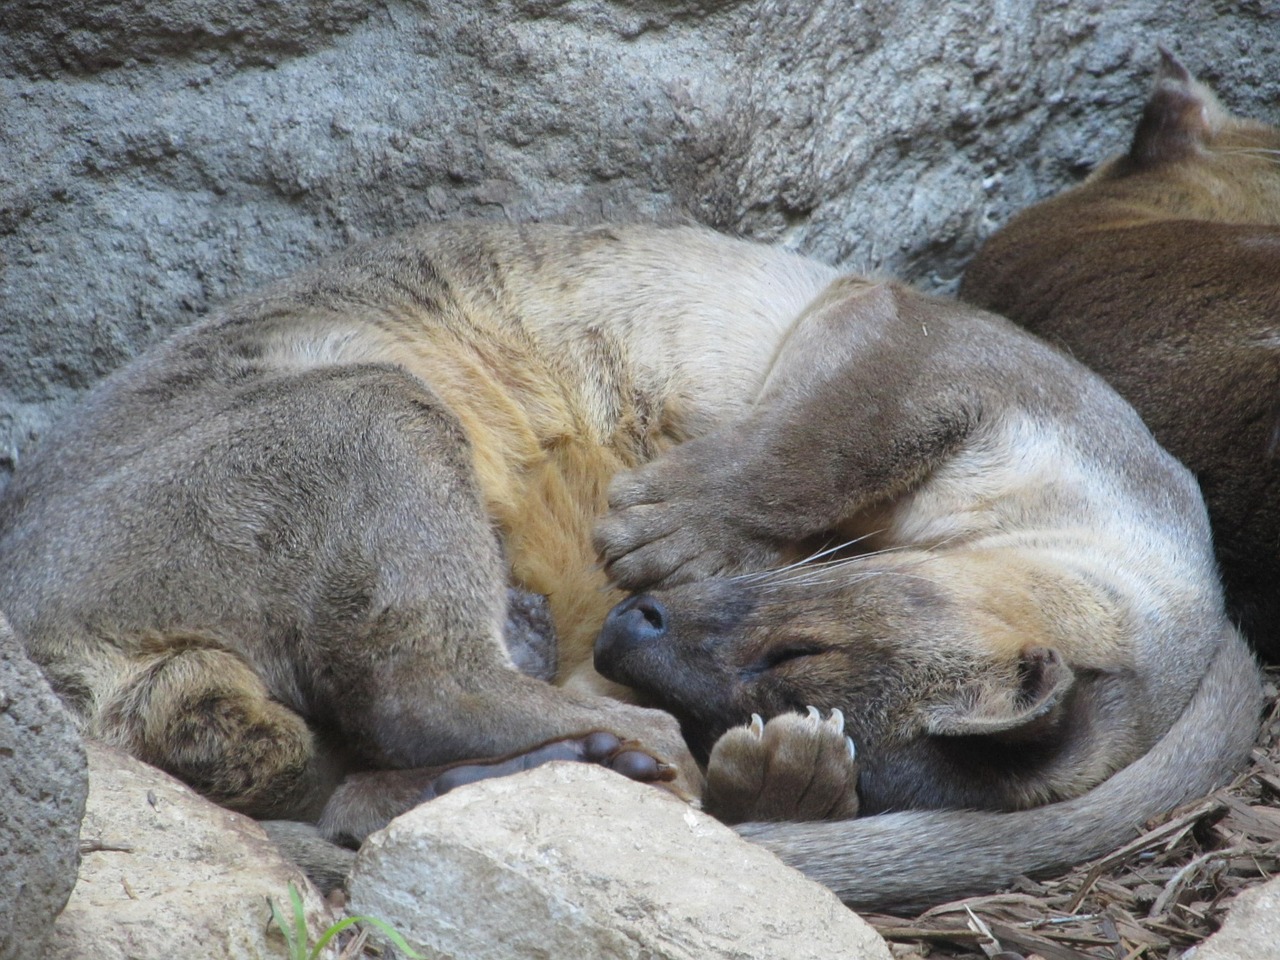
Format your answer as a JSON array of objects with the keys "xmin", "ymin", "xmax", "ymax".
[
  {"xmin": 733, "ymin": 532, "xmax": 883, "ymax": 584},
  {"xmin": 754, "ymin": 567, "xmax": 941, "ymax": 595},
  {"xmin": 749, "ymin": 553, "xmax": 877, "ymax": 588},
  {"xmin": 738, "ymin": 531, "xmax": 967, "ymax": 590}
]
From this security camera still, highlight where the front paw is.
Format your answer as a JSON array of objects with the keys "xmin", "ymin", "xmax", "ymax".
[
  {"xmin": 428, "ymin": 731, "xmax": 678, "ymax": 797},
  {"xmin": 702, "ymin": 707, "xmax": 860, "ymax": 824},
  {"xmin": 594, "ymin": 453, "xmax": 780, "ymax": 591}
]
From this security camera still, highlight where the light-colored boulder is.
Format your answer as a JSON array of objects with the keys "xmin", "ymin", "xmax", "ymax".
[
  {"xmin": 0, "ymin": 612, "xmax": 88, "ymax": 960},
  {"xmin": 1194, "ymin": 876, "xmax": 1280, "ymax": 960},
  {"xmin": 348, "ymin": 762, "xmax": 893, "ymax": 960},
  {"xmin": 1, "ymin": 1, "xmax": 1277, "ymax": 480},
  {"xmin": 46, "ymin": 742, "xmax": 337, "ymax": 960}
]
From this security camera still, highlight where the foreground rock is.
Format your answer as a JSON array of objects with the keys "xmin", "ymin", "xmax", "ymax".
[
  {"xmin": 2, "ymin": 1, "xmax": 1277, "ymax": 477},
  {"xmin": 1195, "ymin": 875, "xmax": 1280, "ymax": 960},
  {"xmin": 0, "ymin": 612, "xmax": 87, "ymax": 960},
  {"xmin": 46, "ymin": 743, "xmax": 336, "ymax": 960},
  {"xmin": 348, "ymin": 762, "xmax": 892, "ymax": 960}
]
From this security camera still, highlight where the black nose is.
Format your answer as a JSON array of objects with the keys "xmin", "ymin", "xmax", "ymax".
[
  {"xmin": 612, "ymin": 594, "xmax": 668, "ymax": 636},
  {"xmin": 594, "ymin": 594, "xmax": 669, "ymax": 679}
]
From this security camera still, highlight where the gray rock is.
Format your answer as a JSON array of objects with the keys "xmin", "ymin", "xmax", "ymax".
[
  {"xmin": 348, "ymin": 762, "xmax": 893, "ymax": 960},
  {"xmin": 46, "ymin": 742, "xmax": 337, "ymax": 960},
  {"xmin": 1194, "ymin": 875, "xmax": 1280, "ymax": 960},
  {"xmin": 0, "ymin": 612, "xmax": 87, "ymax": 960},
  {"xmin": 1, "ymin": 1, "xmax": 1277, "ymax": 485}
]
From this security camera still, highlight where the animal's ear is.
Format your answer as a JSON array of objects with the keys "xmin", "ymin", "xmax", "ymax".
[
  {"xmin": 921, "ymin": 646, "xmax": 1075, "ymax": 743},
  {"xmin": 1128, "ymin": 48, "xmax": 1224, "ymax": 168},
  {"xmin": 756, "ymin": 279, "xmax": 897, "ymax": 405}
]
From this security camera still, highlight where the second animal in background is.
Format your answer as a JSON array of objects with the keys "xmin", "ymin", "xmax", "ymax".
[{"xmin": 964, "ymin": 50, "xmax": 1280, "ymax": 660}]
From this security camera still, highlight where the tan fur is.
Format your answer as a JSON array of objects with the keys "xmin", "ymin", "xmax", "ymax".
[
  {"xmin": 0, "ymin": 223, "xmax": 835, "ymax": 821},
  {"xmin": 0, "ymin": 220, "xmax": 1259, "ymax": 910},
  {"xmin": 589, "ymin": 272, "xmax": 1260, "ymax": 908},
  {"xmin": 248, "ymin": 226, "xmax": 833, "ymax": 691},
  {"xmin": 963, "ymin": 51, "xmax": 1280, "ymax": 658},
  {"xmin": 593, "ymin": 279, "xmax": 1240, "ymax": 805}
]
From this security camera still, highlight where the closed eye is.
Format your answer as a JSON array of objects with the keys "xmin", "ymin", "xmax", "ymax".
[{"xmin": 758, "ymin": 644, "xmax": 828, "ymax": 672}]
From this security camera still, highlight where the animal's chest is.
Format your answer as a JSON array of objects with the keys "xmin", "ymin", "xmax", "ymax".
[{"xmin": 397, "ymin": 323, "xmax": 688, "ymax": 673}]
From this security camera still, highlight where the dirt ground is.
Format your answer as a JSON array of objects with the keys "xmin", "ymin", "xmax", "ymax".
[{"xmin": 862, "ymin": 666, "xmax": 1280, "ymax": 960}]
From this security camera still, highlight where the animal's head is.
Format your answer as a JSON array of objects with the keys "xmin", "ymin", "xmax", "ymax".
[
  {"xmin": 594, "ymin": 555, "xmax": 1086, "ymax": 813},
  {"xmin": 1090, "ymin": 49, "xmax": 1280, "ymax": 223}
]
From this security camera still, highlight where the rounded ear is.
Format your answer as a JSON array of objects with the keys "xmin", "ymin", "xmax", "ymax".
[
  {"xmin": 1128, "ymin": 48, "xmax": 1224, "ymax": 168},
  {"xmin": 921, "ymin": 647, "xmax": 1075, "ymax": 744}
]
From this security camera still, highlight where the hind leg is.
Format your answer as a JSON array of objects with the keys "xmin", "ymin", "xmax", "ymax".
[
  {"xmin": 220, "ymin": 366, "xmax": 700, "ymax": 805},
  {"xmin": 90, "ymin": 638, "xmax": 332, "ymax": 820},
  {"xmin": 313, "ymin": 598, "xmax": 691, "ymax": 778},
  {"xmin": 3, "ymin": 360, "xmax": 695, "ymax": 825},
  {"xmin": 258, "ymin": 369, "xmax": 701, "ymax": 836}
]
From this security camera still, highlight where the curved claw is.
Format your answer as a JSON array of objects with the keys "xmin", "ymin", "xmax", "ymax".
[
  {"xmin": 846, "ymin": 736, "xmax": 857, "ymax": 760},
  {"xmin": 749, "ymin": 713, "xmax": 765, "ymax": 738},
  {"xmin": 824, "ymin": 707, "xmax": 845, "ymax": 735},
  {"xmin": 806, "ymin": 705, "xmax": 822, "ymax": 722}
]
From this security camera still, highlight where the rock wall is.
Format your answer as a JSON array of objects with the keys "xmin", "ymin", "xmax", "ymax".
[{"xmin": 2, "ymin": 0, "xmax": 1278, "ymax": 480}]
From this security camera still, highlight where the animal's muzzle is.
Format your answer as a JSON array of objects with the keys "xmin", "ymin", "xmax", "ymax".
[{"xmin": 594, "ymin": 593, "xmax": 669, "ymax": 681}]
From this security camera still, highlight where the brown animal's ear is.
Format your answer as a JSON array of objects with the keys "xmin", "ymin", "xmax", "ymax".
[
  {"xmin": 921, "ymin": 647, "xmax": 1075, "ymax": 743},
  {"xmin": 1128, "ymin": 48, "xmax": 1222, "ymax": 168},
  {"xmin": 1155, "ymin": 45, "xmax": 1192, "ymax": 85}
]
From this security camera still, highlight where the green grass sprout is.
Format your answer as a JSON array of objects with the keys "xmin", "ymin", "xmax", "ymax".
[{"xmin": 268, "ymin": 882, "xmax": 424, "ymax": 960}]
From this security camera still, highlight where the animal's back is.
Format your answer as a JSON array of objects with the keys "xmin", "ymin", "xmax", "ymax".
[
  {"xmin": 0, "ymin": 223, "xmax": 840, "ymax": 687},
  {"xmin": 962, "ymin": 54, "xmax": 1280, "ymax": 655}
]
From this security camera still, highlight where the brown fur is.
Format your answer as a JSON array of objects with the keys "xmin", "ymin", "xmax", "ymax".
[
  {"xmin": 0, "ymin": 222, "xmax": 1259, "ymax": 910},
  {"xmin": 962, "ymin": 51, "xmax": 1280, "ymax": 658}
]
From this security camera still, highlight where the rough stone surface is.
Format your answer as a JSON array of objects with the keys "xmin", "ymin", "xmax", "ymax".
[
  {"xmin": 0, "ymin": 612, "xmax": 87, "ymax": 960},
  {"xmin": 1194, "ymin": 876, "xmax": 1280, "ymax": 960},
  {"xmin": 1, "ymin": 1, "xmax": 1277, "ymax": 483},
  {"xmin": 348, "ymin": 762, "xmax": 893, "ymax": 960},
  {"xmin": 46, "ymin": 742, "xmax": 337, "ymax": 960}
]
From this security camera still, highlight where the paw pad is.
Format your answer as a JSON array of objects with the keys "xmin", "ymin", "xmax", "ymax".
[{"xmin": 703, "ymin": 706, "xmax": 861, "ymax": 824}]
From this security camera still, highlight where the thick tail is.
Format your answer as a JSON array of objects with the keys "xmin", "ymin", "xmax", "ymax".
[{"xmin": 737, "ymin": 626, "xmax": 1263, "ymax": 912}]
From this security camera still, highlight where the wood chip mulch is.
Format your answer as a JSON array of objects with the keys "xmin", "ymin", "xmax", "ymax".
[{"xmin": 862, "ymin": 665, "xmax": 1280, "ymax": 960}]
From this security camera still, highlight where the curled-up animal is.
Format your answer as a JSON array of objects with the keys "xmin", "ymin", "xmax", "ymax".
[{"xmin": 0, "ymin": 220, "xmax": 1260, "ymax": 911}]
